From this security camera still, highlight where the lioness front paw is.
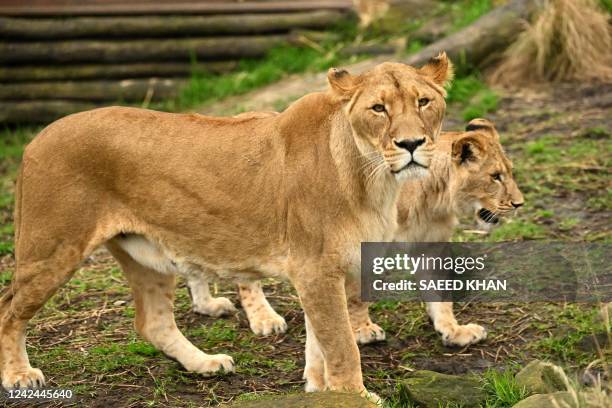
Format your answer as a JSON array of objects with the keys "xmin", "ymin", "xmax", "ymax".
[
  {"xmin": 193, "ymin": 297, "xmax": 237, "ymax": 317},
  {"xmin": 249, "ymin": 313, "xmax": 287, "ymax": 336},
  {"xmin": 439, "ymin": 323, "xmax": 487, "ymax": 347},
  {"xmin": 2, "ymin": 367, "xmax": 45, "ymax": 390},
  {"xmin": 184, "ymin": 353, "xmax": 235, "ymax": 376},
  {"xmin": 354, "ymin": 322, "xmax": 386, "ymax": 345}
]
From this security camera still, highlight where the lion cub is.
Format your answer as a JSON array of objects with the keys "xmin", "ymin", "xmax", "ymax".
[{"xmin": 188, "ymin": 118, "xmax": 524, "ymax": 347}]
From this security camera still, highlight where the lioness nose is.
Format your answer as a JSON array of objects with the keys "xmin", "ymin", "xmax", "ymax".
[
  {"xmin": 394, "ymin": 138, "xmax": 425, "ymax": 154},
  {"xmin": 511, "ymin": 201, "xmax": 524, "ymax": 208}
]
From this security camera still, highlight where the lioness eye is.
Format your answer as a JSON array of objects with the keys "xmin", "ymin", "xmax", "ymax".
[
  {"xmin": 418, "ymin": 98, "xmax": 430, "ymax": 107},
  {"xmin": 492, "ymin": 173, "xmax": 502, "ymax": 181},
  {"xmin": 372, "ymin": 104, "xmax": 386, "ymax": 113}
]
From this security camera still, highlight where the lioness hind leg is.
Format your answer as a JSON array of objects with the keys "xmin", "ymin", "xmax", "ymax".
[
  {"xmin": 238, "ymin": 281, "xmax": 287, "ymax": 336},
  {"xmin": 106, "ymin": 242, "xmax": 234, "ymax": 376},
  {"xmin": 426, "ymin": 302, "xmax": 487, "ymax": 347},
  {"xmin": 186, "ymin": 274, "xmax": 237, "ymax": 317},
  {"xmin": 0, "ymin": 249, "xmax": 82, "ymax": 390}
]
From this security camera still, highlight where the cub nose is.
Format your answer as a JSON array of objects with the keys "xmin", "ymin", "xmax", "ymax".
[
  {"xmin": 394, "ymin": 138, "xmax": 425, "ymax": 154},
  {"xmin": 511, "ymin": 201, "xmax": 524, "ymax": 208}
]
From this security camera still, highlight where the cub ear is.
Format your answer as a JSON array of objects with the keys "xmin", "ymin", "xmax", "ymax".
[
  {"xmin": 418, "ymin": 51, "xmax": 454, "ymax": 88},
  {"xmin": 327, "ymin": 67, "xmax": 359, "ymax": 99},
  {"xmin": 466, "ymin": 118, "xmax": 499, "ymax": 140},
  {"xmin": 452, "ymin": 135, "xmax": 484, "ymax": 165}
]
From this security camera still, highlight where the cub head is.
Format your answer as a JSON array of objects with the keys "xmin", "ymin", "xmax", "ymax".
[
  {"xmin": 327, "ymin": 52, "xmax": 453, "ymax": 181},
  {"xmin": 450, "ymin": 118, "xmax": 524, "ymax": 228}
]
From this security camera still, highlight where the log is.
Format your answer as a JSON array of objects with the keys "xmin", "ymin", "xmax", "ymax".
[
  {"xmin": 0, "ymin": 35, "xmax": 293, "ymax": 64},
  {"xmin": 0, "ymin": 62, "xmax": 238, "ymax": 82},
  {"xmin": 0, "ymin": 100, "xmax": 98, "ymax": 124},
  {"xmin": 0, "ymin": 1, "xmax": 354, "ymax": 16},
  {"xmin": 400, "ymin": 0, "xmax": 540, "ymax": 68},
  {"xmin": 0, "ymin": 10, "xmax": 348, "ymax": 40},
  {"xmin": 0, "ymin": 32, "xmax": 331, "ymax": 65},
  {"xmin": 0, "ymin": 79, "xmax": 185, "ymax": 102},
  {"xmin": 199, "ymin": 0, "xmax": 543, "ymax": 116}
]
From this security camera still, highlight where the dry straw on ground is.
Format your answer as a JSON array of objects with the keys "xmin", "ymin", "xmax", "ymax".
[{"xmin": 490, "ymin": 0, "xmax": 612, "ymax": 85}]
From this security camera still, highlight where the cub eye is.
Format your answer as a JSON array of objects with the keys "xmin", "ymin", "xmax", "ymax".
[
  {"xmin": 492, "ymin": 173, "xmax": 502, "ymax": 181},
  {"xmin": 372, "ymin": 104, "xmax": 386, "ymax": 113},
  {"xmin": 418, "ymin": 98, "xmax": 430, "ymax": 107}
]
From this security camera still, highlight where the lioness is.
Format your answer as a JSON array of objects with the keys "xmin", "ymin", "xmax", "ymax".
[
  {"xmin": 187, "ymin": 119, "xmax": 524, "ymax": 347},
  {"xmin": 0, "ymin": 55, "xmax": 452, "ymax": 398}
]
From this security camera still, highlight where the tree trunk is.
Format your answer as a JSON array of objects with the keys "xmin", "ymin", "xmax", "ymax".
[
  {"xmin": 0, "ymin": 62, "xmax": 237, "ymax": 82},
  {"xmin": 0, "ymin": 35, "xmax": 292, "ymax": 64},
  {"xmin": 401, "ymin": 0, "xmax": 540, "ymax": 68},
  {"xmin": 0, "ymin": 100, "xmax": 98, "ymax": 124},
  {"xmin": 0, "ymin": 10, "xmax": 347, "ymax": 39},
  {"xmin": 0, "ymin": 79, "xmax": 184, "ymax": 102}
]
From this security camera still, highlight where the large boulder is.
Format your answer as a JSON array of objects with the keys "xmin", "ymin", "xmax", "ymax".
[
  {"xmin": 513, "ymin": 390, "xmax": 612, "ymax": 408},
  {"xmin": 515, "ymin": 360, "xmax": 569, "ymax": 395},
  {"xmin": 512, "ymin": 391, "xmax": 575, "ymax": 408},
  {"xmin": 227, "ymin": 392, "xmax": 377, "ymax": 407},
  {"xmin": 400, "ymin": 370, "xmax": 487, "ymax": 407}
]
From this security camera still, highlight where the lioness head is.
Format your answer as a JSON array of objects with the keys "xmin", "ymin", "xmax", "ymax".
[
  {"xmin": 327, "ymin": 52, "xmax": 453, "ymax": 181},
  {"xmin": 450, "ymin": 118, "xmax": 524, "ymax": 227}
]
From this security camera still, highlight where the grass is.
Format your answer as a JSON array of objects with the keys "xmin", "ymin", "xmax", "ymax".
[
  {"xmin": 174, "ymin": 46, "xmax": 344, "ymax": 110},
  {"xmin": 446, "ymin": 74, "xmax": 499, "ymax": 121},
  {"xmin": 482, "ymin": 369, "xmax": 529, "ymax": 408},
  {"xmin": 448, "ymin": 0, "xmax": 493, "ymax": 31}
]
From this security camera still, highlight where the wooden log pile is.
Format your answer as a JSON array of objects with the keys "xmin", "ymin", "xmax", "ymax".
[{"xmin": 0, "ymin": 0, "xmax": 354, "ymax": 124}]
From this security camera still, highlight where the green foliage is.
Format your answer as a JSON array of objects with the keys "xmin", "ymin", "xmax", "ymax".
[
  {"xmin": 0, "ymin": 270, "xmax": 11, "ymax": 285},
  {"xmin": 461, "ymin": 89, "xmax": 498, "ymax": 121},
  {"xmin": 490, "ymin": 219, "xmax": 547, "ymax": 241},
  {"xmin": 482, "ymin": 369, "xmax": 529, "ymax": 408},
  {"xmin": 449, "ymin": 0, "xmax": 493, "ymax": 31},
  {"xmin": 447, "ymin": 74, "xmax": 499, "ymax": 121},
  {"xmin": 600, "ymin": 0, "xmax": 612, "ymax": 13},
  {"xmin": 177, "ymin": 46, "xmax": 338, "ymax": 108},
  {"xmin": 534, "ymin": 305, "xmax": 605, "ymax": 365}
]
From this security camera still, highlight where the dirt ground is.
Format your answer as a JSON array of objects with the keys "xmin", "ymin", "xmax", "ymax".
[{"xmin": 0, "ymin": 79, "xmax": 610, "ymax": 407}]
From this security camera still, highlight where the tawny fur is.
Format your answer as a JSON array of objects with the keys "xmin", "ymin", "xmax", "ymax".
[
  {"xmin": 0, "ymin": 56, "xmax": 453, "ymax": 399},
  {"xmin": 189, "ymin": 119, "xmax": 524, "ymax": 347}
]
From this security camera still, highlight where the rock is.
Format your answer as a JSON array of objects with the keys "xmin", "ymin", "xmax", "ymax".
[
  {"xmin": 515, "ymin": 360, "xmax": 569, "ymax": 395},
  {"xmin": 513, "ymin": 390, "xmax": 612, "ymax": 408},
  {"xmin": 400, "ymin": 370, "xmax": 487, "ymax": 407},
  {"xmin": 512, "ymin": 391, "xmax": 575, "ymax": 408},
  {"xmin": 226, "ymin": 391, "xmax": 378, "ymax": 407}
]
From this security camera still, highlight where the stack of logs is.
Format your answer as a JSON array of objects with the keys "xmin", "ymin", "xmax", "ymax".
[{"xmin": 0, "ymin": 0, "xmax": 354, "ymax": 124}]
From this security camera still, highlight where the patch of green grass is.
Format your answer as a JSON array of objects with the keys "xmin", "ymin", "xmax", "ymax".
[
  {"xmin": 482, "ymin": 368, "xmax": 529, "ymax": 408},
  {"xmin": 600, "ymin": 0, "xmax": 612, "ymax": 14},
  {"xmin": 450, "ymin": 0, "xmax": 493, "ymax": 31},
  {"xmin": 0, "ymin": 270, "xmax": 11, "ymax": 285},
  {"xmin": 447, "ymin": 75, "xmax": 488, "ymax": 104},
  {"xmin": 446, "ymin": 74, "xmax": 499, "ymax": 120},
  {"xmin": 462, "ymin": 89, "xmax": 498, "ymax": 121},
  {"xmin": 176, "ymin": 44, "xmax": 342, "ymax": 109},
  {"xmin": 535, "ymin": 209, "xmax": 554, "ymax": 219},
  {"xmin": 587, "ymin": 191, "xmax": 612, "ymax": 211},
  {"xmin": 534, "ymin": 304, "xmax": 606, "ymax": 365},
  {"xmin": 558, "ymin": 217, "xmax": 580, "ymax": 231},
  {"xmin": 490, "ymin": 219, "xmax": 547, "ymax": 241}
]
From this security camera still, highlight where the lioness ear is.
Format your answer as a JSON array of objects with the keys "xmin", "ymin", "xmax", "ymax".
[
  {"xmin": 419, "ymin": 51, "xmax": 454, "ymax": 88},
  {"xmin": 452, "ymin": 135, "xmax": 483, "ymax": 165},
  {"xmin": 327, "ymin": 67, "xmax": 358, "ymax": 99},
  {"xmin": 466, "ymin": 118, "xmax": 499, "ymax": 140}
]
